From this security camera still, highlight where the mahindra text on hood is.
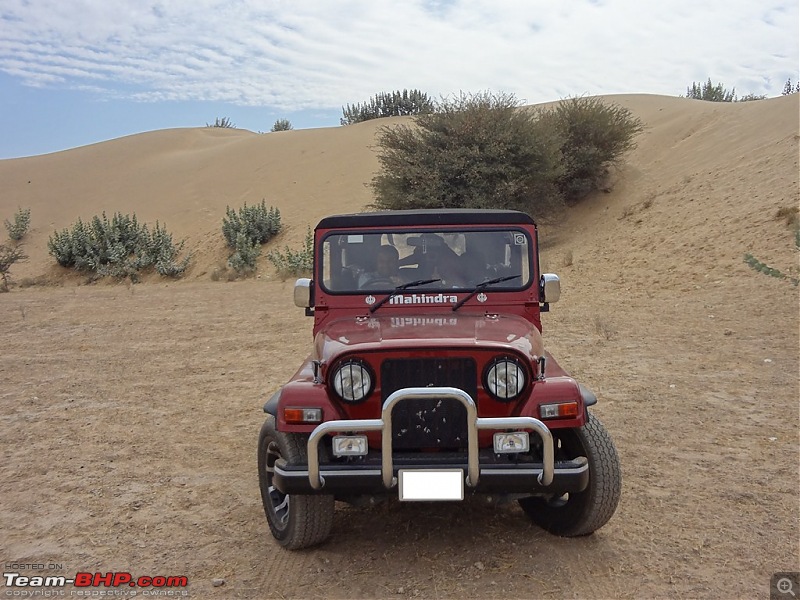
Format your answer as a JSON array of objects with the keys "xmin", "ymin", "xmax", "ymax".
[{"xmin": 313, "ymin": 313, "xmax": 544, "ymax": 364}]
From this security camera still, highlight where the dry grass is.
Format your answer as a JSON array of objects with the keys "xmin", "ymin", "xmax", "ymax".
[
  {"xmin": 562, "ymin": 249, "xmax": 574, "ymax": 267},
  {"xmin": 776, "ymin": 205, "xmax": 799, "ymax": 228},
  {"xmin": 594, "ymin": 316, "xmax": 617, "ymax": 341}
]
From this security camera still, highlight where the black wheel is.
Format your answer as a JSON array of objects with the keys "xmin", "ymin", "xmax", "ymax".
[
  {"xmin": 519, "ymin": 412, "xmax": 621, "ymax": 536},
  {"xmin": 258, "ymin": 415, "xmax": 335, "ymax": 549}
]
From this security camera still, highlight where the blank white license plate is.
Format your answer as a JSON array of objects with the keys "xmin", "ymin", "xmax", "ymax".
[{"xmin": 398, "ymin": 469, "xmax": 464, "ymax": 501}]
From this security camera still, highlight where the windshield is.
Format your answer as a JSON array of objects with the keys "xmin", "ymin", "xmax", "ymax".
[{"xmin": 321, "ymin": 229, "xmax": 532, "ymax": 293}]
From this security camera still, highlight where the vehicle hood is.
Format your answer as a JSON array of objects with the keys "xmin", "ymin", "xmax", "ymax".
[{"xmin": 314, "ymin": 313, "xmax": 544, "ymax": 363}]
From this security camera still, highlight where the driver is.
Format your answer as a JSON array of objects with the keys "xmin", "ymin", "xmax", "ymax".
[{"xmin": 358, "ymin": 245, "xmax": 403, "ymax": 288}]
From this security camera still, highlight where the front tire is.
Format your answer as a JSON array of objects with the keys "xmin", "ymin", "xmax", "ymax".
[
  {"xmin": 258, "ymin": 415, "xmax": 335, "ymax": 549},
  {"xmin": 519, "ymin": 412, "xmax": 621, "ymax": 536}
]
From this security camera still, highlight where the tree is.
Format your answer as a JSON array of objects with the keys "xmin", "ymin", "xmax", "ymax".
[
  {"xmin": 685, "ymin": 79, "xmax": 736, "ymax": 102},
  {"xmin": 341, "ymin": 89, "xmax": 435, "ymax": 125},
  {"xmin": 370, "ymin": 92, "xmax": 644, "ymax": 219},
  {"xmin": 271, "ymin": 119, "xmax": 293, "ymax": 132},
  {"xmin": 371, "ymin": 92, "xmax": 564, "ymax": 219},
  {"xmin": 783, "ymin": 78, "xmax": 800, "ymax": 95}
]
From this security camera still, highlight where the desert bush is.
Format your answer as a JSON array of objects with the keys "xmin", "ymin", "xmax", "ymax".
[
  {"xmin": 547, "ymin": 96, "xmax": 643, "ymax": 200},
  {"xmin": 271, "ymin": 119, "xmax": 293, "ymax": 132},
  {"xmin": 227, "ymin": 232, "xmax": 261, "ymax": 273},
  {"xmin": 738, "ymin": 93, "xmax": 767, "ymax": 102},
  {"xmin": 341, "ymin": 89, "xmax": 435, "ymax": 125},
  {"xmin": 371, "ymin": 92, "xmax": 642, "ymax": 218},
  {"xmin": 0, "ymin": 243, "xmax": 27, "ymax": 291},
  {"xmin": 267, "ymin": 226, "xmax": 313, "ymax": 279},
  {"xmin": 207, "ymin": 117, "xmax": 235, "ymax": 128},
  {"xmin": 47, "ymin": 212, "xmax": 190, "ymax": 280},
  {"xmin": 4, "ymin": 207, "xmax": 31, "ymax": 241},
  {"xmin": 222, "ymin": 201, "xmax": 282, "ymax": 249},
  {"xmin": 222, "ymin": 201, "xmax": 281, "ymax": 273},
  {"xmin": 371, "ymin": 91, "xmax": 565, "ymax": 219},
  {"xmin": 685, "ymin": 79, "xmax": 736, "ymax": 102}
]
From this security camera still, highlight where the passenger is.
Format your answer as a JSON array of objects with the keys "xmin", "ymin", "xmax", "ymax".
[{"xmin": 433, "ymin": 251, "xmax": 469, "ymax": 288}]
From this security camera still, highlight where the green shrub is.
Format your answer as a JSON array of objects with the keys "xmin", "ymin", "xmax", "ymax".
[
  {"xmin": 207, "ymin": 117, "xmax": 235, "ymax": 128},
  {"xmin": 267, "ymin": 226, "xmax": 313, "ymax": 279},
  {"xmin": 0, "ymin": 243, "xmax": 27, "ymax": 291},
  {"xmin": 547, "ymin": 96, "xmax": 644, "ymax": 200},
  {"xmin": 47, "ymin": 212, "xmax": 190, "ymax": 280},
  {"xmin": 4, "ymin": 207, "xmax": 31, "ymax": 241},
  {"xmin": 684, "ymin": 79, "xmax": 735, "ymax": 102},
  {"xmin": 738, "ymin": 93, "xmax": 767, "ymax": 102},
  {"xmin": 371, "ymin": 91, "xmax": 564, "ymax": 219},
  {"xmin": 222, "ymin": 201, "xmax": 282, "ymax": 249},
  {"xmin": 227, "ymin": 232, "xmax": 261, "ymax": 273},
  {"xmin": 271, "ymin": 119, "xmax": 293, "ymax": 132},
  {"xmin": 371, "ymin": 92, "xmax": 643, "ymax": 217},
  {"xmin": 341, "ymin": 89, "xmax": 434, "ymax": 125}
]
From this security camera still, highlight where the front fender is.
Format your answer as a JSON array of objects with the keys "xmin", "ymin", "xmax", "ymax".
[
  {"xmin": 517, "ymin": 376, "xmax": 586, "ymax": 429},
  {"xmin": 273, "ymin": 380, "xmax": 345, "ymax": 433}
]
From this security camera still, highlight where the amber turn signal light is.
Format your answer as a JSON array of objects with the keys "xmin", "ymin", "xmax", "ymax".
[
  {"xmin": 284, "ymin": 407, "xmax": 323, "ymax": 424},
  {"xmin": 539, "ymin": 401, "xmax": 579, "ymax": 419}
]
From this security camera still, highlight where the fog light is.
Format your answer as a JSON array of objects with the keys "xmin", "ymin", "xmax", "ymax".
[
  {"xmin": 493, "ymin": 432, "xmax": 530, "ymax": 453},
  {"xmin": 539, "ymin": 402, "xmax": 579, "ymax": 419},
  {"xmin": 284, "ymin": 407, "xmax": 323, "ymax": 424},
  {"xmin": 332, "ymin": 435, "xmax": 368, "ymax": 456}
]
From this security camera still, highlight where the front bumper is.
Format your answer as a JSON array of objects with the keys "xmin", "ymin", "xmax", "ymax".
[{"xmin": 273, "ymin": 387, "xmax": 589, "ymax": 497}]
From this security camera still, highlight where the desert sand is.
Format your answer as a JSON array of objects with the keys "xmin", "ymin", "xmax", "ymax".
[{"xmin": 1, "ymin": 93, "xmax": 798, "ymax": 599}]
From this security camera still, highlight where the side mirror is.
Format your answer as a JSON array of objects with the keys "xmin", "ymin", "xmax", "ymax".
[
  {"xmin": 540, "ymin": 273, "xmax": 560, "ymax": 304},
  {"xmin": 293, "ymin": 278, "xmax": 312, "ymax": 308}
]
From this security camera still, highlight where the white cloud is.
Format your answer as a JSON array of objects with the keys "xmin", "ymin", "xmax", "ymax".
[{"xmin": 0, "ymin": 0, "xmax": 797, "ymax": 109}]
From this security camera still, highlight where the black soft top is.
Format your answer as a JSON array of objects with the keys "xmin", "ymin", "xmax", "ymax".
[{"xmin": 316, "ymin": 209, "xmax": 536, "ymax": 229}]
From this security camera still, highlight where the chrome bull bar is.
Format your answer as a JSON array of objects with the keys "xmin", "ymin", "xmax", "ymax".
[{"xmin": 307, "ymin": 386, "xmax": 554, "ymax": 491}]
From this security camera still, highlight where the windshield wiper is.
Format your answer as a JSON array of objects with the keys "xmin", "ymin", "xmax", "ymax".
[
  {"xmin": 451, "ymin": 274, "xmax": 521, "ymax": 312},
  {"xmin": 369, "ymin": 278, "xmax": 442, "ymax": 313}
]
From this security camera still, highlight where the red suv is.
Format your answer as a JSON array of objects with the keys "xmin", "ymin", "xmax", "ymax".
[{"xmin": 258, "ymin": 209, "xmax": 621, "ymax": 549}]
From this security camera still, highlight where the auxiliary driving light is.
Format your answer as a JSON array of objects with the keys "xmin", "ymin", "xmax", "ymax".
[
  {"xmin": 539, "ymin": 401, "xmax": 579, "ymax": 419},
  {"xmin": 493, "ymin": 432, "xmax": 530, "ymax": 453},
  {"xmin": 332, "ymin": 435, "xmax": 369, "ymax": 457},
  {"xmin": 283, "ymin": 407, "xmax": 323, "ymax": 424}
]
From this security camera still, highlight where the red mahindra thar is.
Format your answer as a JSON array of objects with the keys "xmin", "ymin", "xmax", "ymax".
[{"xmin": 258, "ymin": 209, "xmax": 621, "ymax": 549}]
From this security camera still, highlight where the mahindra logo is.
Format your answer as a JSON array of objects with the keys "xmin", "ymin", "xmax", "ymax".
[
  {"xmin": 389, "ymin": 317, "xmax": 458, "ymax": 327},
  {"xmin": 388, "ymin": 293, "xmax": 458, "ymax": 305}
]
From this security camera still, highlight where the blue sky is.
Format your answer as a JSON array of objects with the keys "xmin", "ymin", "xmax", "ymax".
[{"xmin": 1, "ymin": 0, "xmax": 797, "ymax": 159}]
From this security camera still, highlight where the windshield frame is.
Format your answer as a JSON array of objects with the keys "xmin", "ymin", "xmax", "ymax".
[{"xmin": 318, "ymin": 226, "xmax": 535, "ymax": 296}]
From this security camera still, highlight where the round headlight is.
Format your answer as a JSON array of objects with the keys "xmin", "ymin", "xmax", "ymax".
[
  {"xmin": 331, "ymin": 360, "xmax": 373, "ymax": 403},
  {"xmin": 485, "ymin": 358, "xmax": 526, "ymax": 401}
]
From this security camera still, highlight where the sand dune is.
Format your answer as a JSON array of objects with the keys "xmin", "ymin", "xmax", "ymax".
[{"xmin": 1, "ymin": 94, "xmax": 796, "ymax": 282}]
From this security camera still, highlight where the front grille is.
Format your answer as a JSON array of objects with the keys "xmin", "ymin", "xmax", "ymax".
[{"xmin": 381, "ymin": 358, "xmax": 477, "ymax": 449}]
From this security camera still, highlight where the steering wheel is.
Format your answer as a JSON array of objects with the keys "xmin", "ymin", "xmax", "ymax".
[{"xmin": 360, "ymin": 278, "xmax": 396, "ymax": 290}]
